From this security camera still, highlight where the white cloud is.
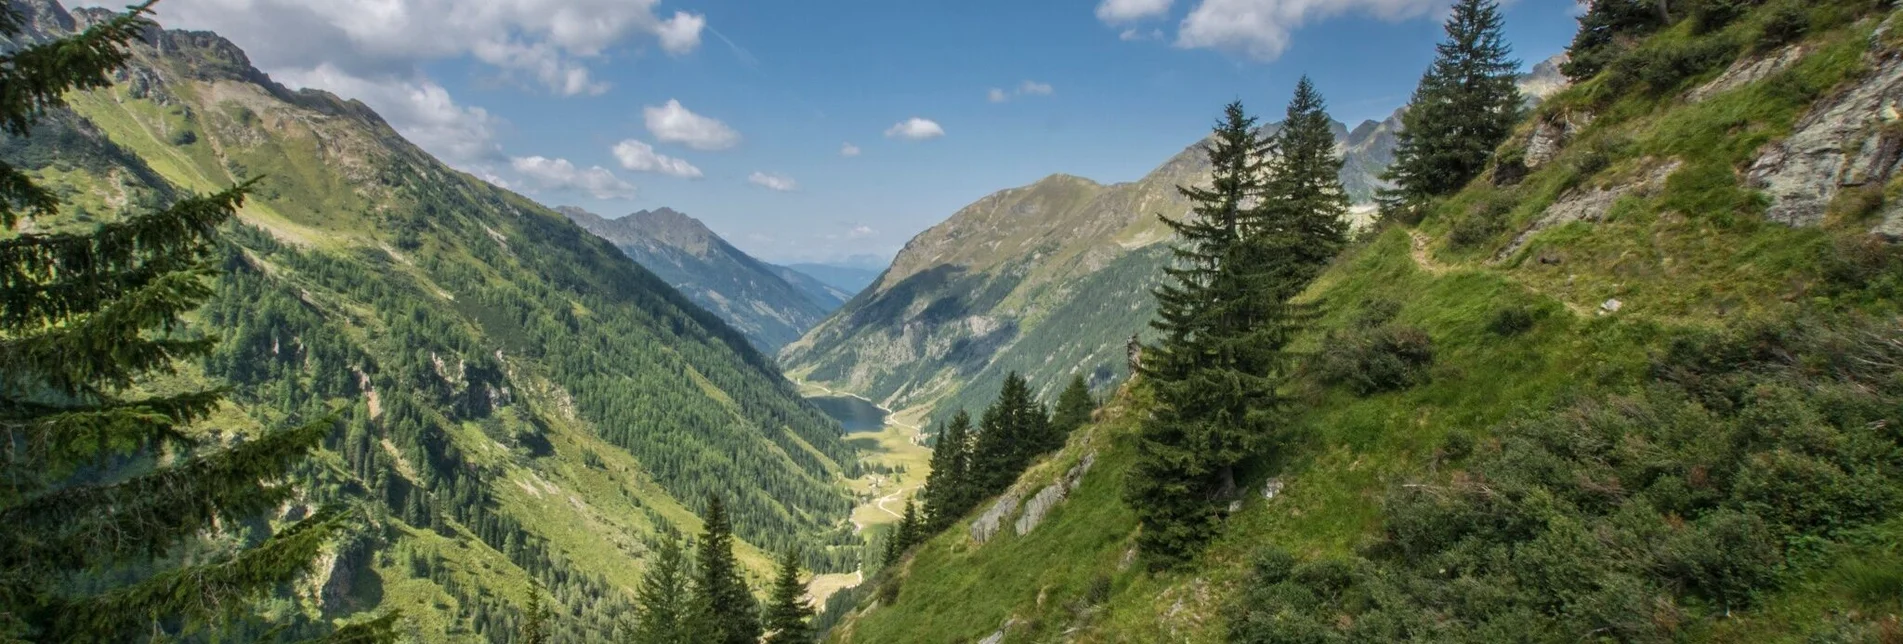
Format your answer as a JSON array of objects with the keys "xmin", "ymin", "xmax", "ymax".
[
  {"xmin": 145, "ymin": 0, "xmax": 709, "ymax": 97},
  {"xmin": 612, "ymin": 140, "xmax": 704, "ymax": 178},
  {"xmin": 840, "ymin": 142, "xmax": 862, "ymax": 157},
  {"xmin": 1096, "ymin": 0, "xmax": 1174, "ymax": 23},
  {"xmin": 643, "ymin": 99, "xmax": 742, "ymax": 151},
  {"xmin": 275, "ymin": 64, "xmax": 504, "ymax": 170},
  {"xmin": 510, "ymin": 156, "xmax": 637, "ymax": 199},
  {"xmin": 885, "ymin": 118, "xmax": 945, "ymax": 141},
  {"xmin": 1119, "ymin": 27, "xmax": 1165, "ymax": 40},
  {"xmin": 990, "ymin": 81, "xmax": 1056, "ymax": 103},
  {"xmin": 1175, "ymin": 0, "xmax": 1450, "ymax": 62},
  {"xmin": 846, "ymin": 225, "xmax": 876, "ymax": 239},
  {"xmin": 748, "ymin": 172, "xmax": 798, "ymax": 192}
]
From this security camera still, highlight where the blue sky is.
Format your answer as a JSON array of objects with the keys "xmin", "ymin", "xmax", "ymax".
[{"xmin": 136, "ymin": 0, "xmax": 1585, "ymax": 264}]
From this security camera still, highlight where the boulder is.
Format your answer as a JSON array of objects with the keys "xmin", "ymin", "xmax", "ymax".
[
  {"xmin": 1498, "ymin": 160, "xmax": 1681, "ymax": 261},
  {"xmin": 970, "ymin": 494, "xmax": 1020, "ymax": 544},
  {"xmin": 1012, "ymin": 451, "xmax": 1098, "ymax": 537}
]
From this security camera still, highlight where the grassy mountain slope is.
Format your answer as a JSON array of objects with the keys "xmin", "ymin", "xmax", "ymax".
[
  {"xmin": 7, "ymin": 1, "xmax": 857, "ymax": 639},
  {"xmin": 562, "ymin": 205, "xmax": 838, "ymax": 351},
  {"xmin": 829, "ymin": 3, "xmax": 1903, "ymax": 642},
  {"xmin": 783, "ymin": 125, "xmax": 1387, "ymax": 422}
]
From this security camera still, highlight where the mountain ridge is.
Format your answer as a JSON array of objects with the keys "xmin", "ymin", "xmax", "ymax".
[{"xmin": 561, "ymin": 205, "xmax": 839, "ymax": 351}]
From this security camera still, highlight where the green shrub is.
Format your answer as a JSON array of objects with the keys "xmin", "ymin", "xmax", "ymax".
[
  {"xmin": 1758, "ymin": 3, "xmax": 1810, "ymax": 51},
  {"xmin": 170, "ymin": 128, "xmax": 196, "ymax": 145},
  {"xmin": 1448, "ymin": 201, "xmax": 1510, "ymax": 248},
  {"xmin": 1311, "ymin": 325, "xmax": 1435, "ymax": 396},
  {"xmin": 1487, "ymin": 305, "xmax": 1537, "ymax": 336},
  {"xmin": 1605, "ymin": 34, "xmax": 1740, "ymax": 95}
]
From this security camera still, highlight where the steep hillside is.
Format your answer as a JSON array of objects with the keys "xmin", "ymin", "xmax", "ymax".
[
  {"xmin": 770, "ymin": 263, "xmax": 854, "ymax": 311},
  {"xmin": 562, "ymin": 206, "xmax": 836, "ymax": 351},
  {"xmin": 6, "ymin": 1, "xmax": 857, "ymax": 639},
  {"xmin": 830, "ymin": 3, "xmax": 1903, "ymax": 642},
  {"xmin": 782, "ymin": 121, "xmax": 1391, "ymax": 421}
]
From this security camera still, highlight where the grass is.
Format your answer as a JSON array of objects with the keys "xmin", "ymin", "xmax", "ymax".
[{"xmin": 832, "ymin": 7, "xmax": 1903, "ymax": 638}]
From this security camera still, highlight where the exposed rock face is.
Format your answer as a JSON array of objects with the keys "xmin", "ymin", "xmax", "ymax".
[
  {"xmin": 971, "ymin": 493, "xmax": 1021, "ymax": 544},
  {"xmin": 1525, "ymin": 109, "xmax": 1594, "ymax": 170},
  {"xmin": 1690, "ymin": 44, "xmax": 1810, "ymax": 103},
  {"xmin": 1499, "ymin": 160, "xmax": 1682, "ymax": 260},
  {"xmin": 1747, "ymin": 29, "xmax": 1903, "ymax": 229},
  {"xmin": 1014, "ymin": 452, "xmax": 1098, "ymax": 536}
]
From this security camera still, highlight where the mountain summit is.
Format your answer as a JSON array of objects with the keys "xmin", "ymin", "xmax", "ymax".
[{"xmin": 562, "ymin": 206, "xmax": 843, "ymax": 351}]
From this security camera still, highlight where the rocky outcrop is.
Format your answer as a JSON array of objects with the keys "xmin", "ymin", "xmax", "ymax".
[
  {"xmin": 1014, "ymin": 452, "xmax": 1098, "ymax": 536},
  {"xmin": 1690, "ymin": 44, "xmax": 1810, "ymax": 103},
  {"xmin": 1525, "ymin": 109, "xmax": 1595, "ymax": 170},
  {"xmin": 1499, "ymin": 159, "xmax": 1682, "ymax": 260},
  {"xmin": 971, "ymin": 493, "xmax": 1021, "ymax": 544},
  {"xmin": 1747, "ymin": 25, "xmax": 1903, "ymax": 229}
]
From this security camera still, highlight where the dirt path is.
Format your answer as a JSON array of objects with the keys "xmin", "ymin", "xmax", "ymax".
[
  {"xmin": 875, "ymin": 486, "xmax": 913, "ymax": 519},
  {"xmin": 1409, "ymin": 229, "xmax": 1595, "ymax": 318}
]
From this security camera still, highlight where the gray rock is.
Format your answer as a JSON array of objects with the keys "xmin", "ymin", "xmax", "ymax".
[
  {"xmin": 1601, "ymin": 299, "xmax": 1624, "ymax": 315},
  {"xmin": 1689, "ymin": 44, "xmax": 1810, "ymax": 103},
  {"xmin": 971, "ymin": 493, "xmax": 1020, "ymax": 544},
  {"xmin": 1013, "ymin": 451, "xmax": 1098, "ymax": 537},
  {"xmin": 1499, "ymin": 160, "xmax": 1681, "ymax": 261},
  {"xmin": 1525, "ymin": 110, "xmax": 1594, "ymax": 169},
  {"xmin": 1262, "ymin": 478, "xmax": 1285, "ymax": 500},
  {"xmin": 978, "ymin": 632, "xmax": 1004, "ymax": 644},
  {"xmin": 1747, "ymin": 40, "xmax": 1903, "ymax": 228}
]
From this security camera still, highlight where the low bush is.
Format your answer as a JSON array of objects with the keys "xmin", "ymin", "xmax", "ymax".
[{"xmin": 1310, "ymin": 324, "xmax": 1435, "ymax": 396}]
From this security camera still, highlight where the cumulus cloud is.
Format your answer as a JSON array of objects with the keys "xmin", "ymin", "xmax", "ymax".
[
  {"xmin": 1120, "ymin": 28, "xmax": 1165, "ymax": 40},
  {"xmin": 840, "ymin": 142, "xmax": 862, "ymax": 157},
  {"xmin": 885, "ymin": 117, "xmax": 945, "ymax": 141},
  {"xmin": 1096, "ymin": 0, "xmax": 1173, "ymax": 22},
  {"xmin": 144, "ymin": 0, "xmax": 708, "ymax": 97},
  {"xmin": 987, "ymin": 88, "xmax": 1010, "ymax": 103},
  {"xmin": 1175, "ymin": 0, "xmax": 1451, "ymax": 61},
  {"xmin": 276, "ymin": 64, "xmax": 505, "ymax": 169},
  {"xmin": 846, "ymin": 225, "xmax": 876, "ymax": 239},
  {"xmin": 748, "ymin": 172, "xmax": 798, "ymax": 192},
  {"xmin": 643, "ymin": 99, "xmax": 742, "ymax": 151},
  {"xmin": 612, "ymin": 140, "xmax": 704, "ymax": 178},
  {"xmin": 510, "ymin": 156, "xmax": 637, "ymax": 199}
]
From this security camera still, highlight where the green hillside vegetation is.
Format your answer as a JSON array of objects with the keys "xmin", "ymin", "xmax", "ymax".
[
  {"xmin": 3, "ymin": 1, "xmax": 861, "ymax": 639},
  {"xmin": 826, "ymin": 1, "xmax": 1903, "ymax": 641}
]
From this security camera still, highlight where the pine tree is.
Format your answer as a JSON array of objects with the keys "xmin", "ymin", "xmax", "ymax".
[
  {"xmin": 763, "ymin": 549, "xmax": 815, "ymax": 644},
  {"xmin": 693, "ymin": 497, "xmax": 761, "ymax": 644},
  {"xmin": 1260, "ymin": 76, "xmax": 1352, "ymax": 293},
  {"xmin": 1126, "ymin": 102, "xmax": 1272, "ymax": 567},
  {"xmin": 1381, "ymin": 0, "xmax": 1522, "ymax": 209},
  {"xmin": 1561, "ymin": 0, "xmax": 1665, "ymax": 81},
  {"xmin": 884, "ymin": 499, "xmax": 922, "ymax": 568},
  {"xmin": 968, "ymin": 393, "xmax": 1017, "ymax": 497},
  {"xmin": 0, "ymin": 2, "xmax": 387, "ymax": 641},
  {"xmin": 521, "ymin": 582, "xmax": 551, "ymax": 644},
  {"xmin": 920, "ymin": 410, "xmax": 973, "ymax": 530},
  {"xmin": 632, "ymin": 535, "xmax": 700, "ymax": 644},
  {"xmin": 1051, "ymin": 374, "xmax": 1096, "ymax": 436}
]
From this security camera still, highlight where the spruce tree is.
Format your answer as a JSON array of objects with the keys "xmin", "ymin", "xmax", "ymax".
[
  {"xmin": 1126, "ymin": 102, "xmax": 1271, "ymax": 566},
  {"xmin": 1260, "ymin": 76, "xmax": 1352, "ymax": 293},
  {"xmin": 1051, "ymin": 374, "xmax": 1096, "ymax": 436},
  {"xmin": 0, "ymin": 2, "xmax": 387, "ymax": 640},
  {"xmin": 968, "ymin": 394, "xmax": 1017, "ymax": 497},
  {"xmin": 1562, "ymin": 0, "xmax": 1665, "ymax": 81},
  {"xmin": 920, "ymin": 410, "xmax": 973, "ymax": 530},
  {"xmin": 632, "ymin": 535, "xmax": 700, "ymax": 644},
  {"xmin": 1381, "ymin": 0, "xmax": 1522, "ymax": 209},
  {"xmin": 693, "ymin": 497, "xmax": 761, "ymax": 644},
  {"xmin": 520, "ymin": 583, "xmax": 551, "ymax": 644},
  {"xmin": 763, "ymin": 549, "xmax": 815, "ymax": 644}
]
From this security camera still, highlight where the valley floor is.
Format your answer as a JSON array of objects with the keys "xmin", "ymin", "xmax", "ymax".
[{"xmin": 793, "ymin": 377, "xmax": 936, "ymax": 605}]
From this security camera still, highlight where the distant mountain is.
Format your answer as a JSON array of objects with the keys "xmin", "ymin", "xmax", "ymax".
[
  {"xmin": 561, "ymin": 206, "xmax": 836, "ymax": 351},
  {"xmin": 768, "ymin": 264, "xmax": 853, "ymax": 310},
  {"xmin": 782, "ymin": 262, "xmax": 884, "ymax": 296},
  {"xmin": 6, "ymin": 2, "xmax": 857, "ymax": 638},
  {"xmin": 785, "ymin": 58, "xmax": 1574, "ymax": 420}
]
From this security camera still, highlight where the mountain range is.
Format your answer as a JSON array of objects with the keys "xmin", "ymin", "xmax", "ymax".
[
  {"xmin": 783, "ymin": 55, "xmax": 1571, "ymax": 424},
  {"xmin": 5, "ymin": 1, "xmax": 857, "ymax": 638},
  {"xmin": 561, "ymin": 206, "xmax": 846, "ymax": 351}
]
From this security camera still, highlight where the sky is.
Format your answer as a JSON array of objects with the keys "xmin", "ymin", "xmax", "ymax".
[{"xmin": 110, "ymin": 0, "xmax": 1587, "ymax": 264}]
